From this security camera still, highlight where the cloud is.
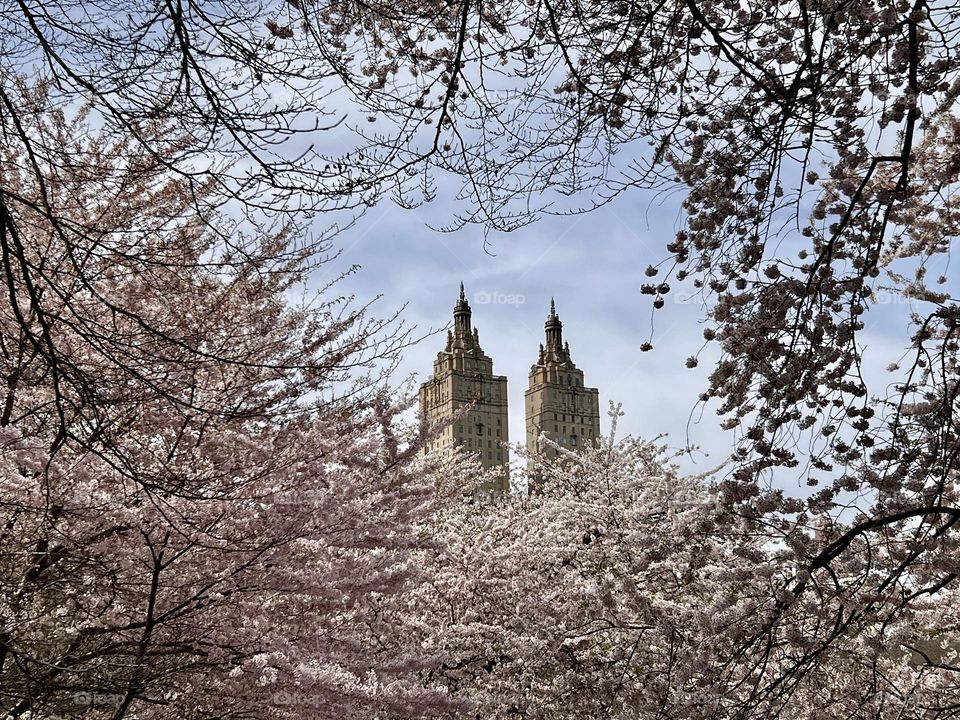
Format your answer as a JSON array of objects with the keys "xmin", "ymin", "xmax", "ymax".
[{"xmin": 317, "ymin": 188, "xmax": 916, "ymax": 487}]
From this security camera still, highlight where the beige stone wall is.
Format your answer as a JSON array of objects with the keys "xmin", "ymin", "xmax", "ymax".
[
  {"xmin": 420, "ymin": 290, "xmax": 601, "ymax": 494},
  {"xmin": 524, "ymin": 302, "xmax": 601, "ymax": 476},
  {"xmin": 420, "ymin": 352, "xmax": 510, "ymax": 492},
  {"xmin": 525, "ymin": 368, "xmax": 600, "ymax": 466}
]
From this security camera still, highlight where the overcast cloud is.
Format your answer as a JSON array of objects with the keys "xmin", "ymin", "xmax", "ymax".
[{"xmin": 320, "ymin": 182, "xmax": 919, "ymax": 488}]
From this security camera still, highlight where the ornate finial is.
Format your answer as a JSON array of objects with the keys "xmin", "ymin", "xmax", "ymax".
[
  {"xmin": 453, "ymin": 282, "xmax": 472, "ymax": 336},
  {"xmin": 545, "ymin": 298, "xmax": 561, "ymax": 328},
  {"xmin": 455, "ymin": 282, "xmax": 471, "ymax": 312},
  {"xmin": 544, "ymin": 297, "xmax": 563, "ymax": 349}
]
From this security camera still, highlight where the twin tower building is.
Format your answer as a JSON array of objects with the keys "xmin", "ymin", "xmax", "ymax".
[{"xmin": 418, "ymin": 284, "xmax": 601, "ymax": 493}]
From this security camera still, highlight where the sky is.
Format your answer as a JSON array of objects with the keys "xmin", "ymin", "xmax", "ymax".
[
  {"xmin": 288, "ymin": 82, "xmax": 936, "ymax": 488},
  {"xmin": 308, "ymin": 177, "xmax": 918, "ymax": 487},
  {"xmin": 291, "ymin": 46, "xmax": 707, "ymax": 472},
  {"xmin": 319, "ymin": 192, "xmax": 703, "ymax": 468},
  {"xmin": 283, "ymin": 23, "xmax": 760, "ymax": 481}
]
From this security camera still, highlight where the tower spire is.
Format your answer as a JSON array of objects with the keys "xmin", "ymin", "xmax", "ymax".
[
  {"xmin": 453, "ymin": 282, "xmax": 474, "ymax": 348},
  {"xmin": 545, "ymin": 298, "xmax": 563, "ymax": 353},
  {"xmin": 525, "ymin": 295, "xmax": 600, "ymax": 485},
  {"xmin": 420, "ymin": 283, "xmax": 509, "ymax": 494}
]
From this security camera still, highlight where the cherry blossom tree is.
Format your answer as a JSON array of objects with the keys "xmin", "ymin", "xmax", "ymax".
[
  {"xmin": 0, "ymin": 86, "xmax": 454, "ymax": 720},
  {"xmin": 8, "ymin": 0, "xmax": 960, "ymax": 713},
  {"xmin": 0, "ymin": 0, "xmax": 452, "ymax": 391},
  {"xmin": 287, "ymin": 0, "xmax": 960, "ymax": 709},
  {"xmin": 412, "ymin": 408, "xmax": 960, "ymax": 719},
  {"xmin": 413, "ymin": 416, "xmax": 749, "ymax": 719}
]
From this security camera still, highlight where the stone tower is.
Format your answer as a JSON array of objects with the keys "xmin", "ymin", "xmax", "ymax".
[
  {"xmin": 419, "ymin": 284, "xmax": 510, "ymax": 493},
  {"xmin": 525, "ymin": 299, "xmax": 600, "ymax": 474}
]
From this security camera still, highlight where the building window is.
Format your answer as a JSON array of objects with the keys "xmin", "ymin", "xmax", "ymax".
[{"xmin": 553, "ymin": 413, "xmax": 557, "ymax": 420}]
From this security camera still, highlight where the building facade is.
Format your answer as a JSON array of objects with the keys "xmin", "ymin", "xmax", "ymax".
[
  {"xmin": 419, "ymin": 289, "xmax": 600, "ymax": 493},
  {"xmin": 418, "ymin": 284, "xmax": 510, "ymax": 493},
  {"xmin": 524, "ymin": 300, "xmax": 601, "ymax": 474}
]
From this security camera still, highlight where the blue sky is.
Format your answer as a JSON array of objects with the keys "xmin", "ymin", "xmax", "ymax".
[
  {"xmin": 246, "ymin": 33, "xmax": 956, "ymax": 496},
  {"xmin": 317, "ymin": 174, "xmax": 919, "ymax": 485},
  {"xmin": 325, "ymin": 191, "xmax": 730, "ymax": 476}
]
